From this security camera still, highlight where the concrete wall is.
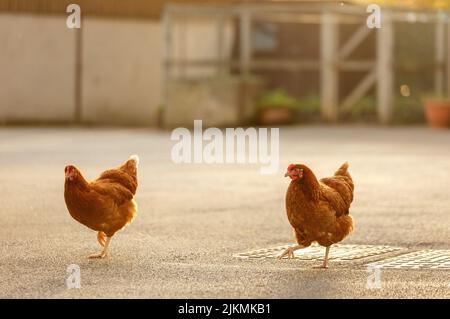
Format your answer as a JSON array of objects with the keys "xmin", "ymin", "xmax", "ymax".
[
  {"xmin": 0, "ymin": 13, "xmax": 163, "ymax": 126},
  {"xmin": 81, "ymin": 18, "xmax": 161, "ymax": 125},
  {"xmin": 0, "ymin": 14, "xmax": 76, "ymax": 123},
  {"xmin": 164, "ymin": 76, "xmax": 264, "ymax": 128},
  {"xmin": 0, "ymin": 13, "xmax": 235, "ymax": 126},
  {"xmin": 171, "ymin": 17, "xmax": 235, "ymax": 78}
]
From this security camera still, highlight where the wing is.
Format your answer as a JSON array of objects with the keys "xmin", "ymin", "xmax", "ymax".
[
  {"xmin": 90, "ymin": 179, "xmax": 134, "ymax": 206},
  {"xmin": 319, "ymin": 176, "xmax": 354, "ymax": 217},
  {"xmin": 97, "ymin": 168, "xmax": 137, "ymax": 195}
]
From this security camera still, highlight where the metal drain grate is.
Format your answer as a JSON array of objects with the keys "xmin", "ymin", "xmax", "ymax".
[
  {"xmin": 367, "ymin": 250, "xmax": 450, "ymax": 269},
  {"xmin": 233, "ymin": 243, "xmax": 402, "ymax": 261}
]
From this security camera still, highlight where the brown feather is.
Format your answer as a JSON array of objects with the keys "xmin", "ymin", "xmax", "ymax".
[
  {"xmin": 64, "ymin": 157, "xmax": 138, "ymax": 238},
  {"xmin": 285, "ymin": 162, "xmax": 354, "ymax": 248}
]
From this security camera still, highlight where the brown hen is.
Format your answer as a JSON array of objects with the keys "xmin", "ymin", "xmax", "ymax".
[
  {"xmin": 64, "ymin": 155, "xmax": 139, "ymax": 258},
  {"xmin": 279, "ymin": 162, "xmax": 354, "ymax": 268}
]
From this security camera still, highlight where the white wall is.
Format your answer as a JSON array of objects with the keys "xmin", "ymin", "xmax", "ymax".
[
  {"xmin": 171, "ymin": 17, "xmax": 235, "ymax": 78},
  {"xmin": 0, "ymin": 14, "xmax": 163, "ymax": 125},
  {"xmin": 81, "ymin": 18, "xmax": 162, "ymax": 125},
  {"xmin": 0, "ymin": 13, "xmax": 233, "ymax": 126},
  {"xmin": 0, "ymin": 14, "xmax": 76, "ymax": 123}
]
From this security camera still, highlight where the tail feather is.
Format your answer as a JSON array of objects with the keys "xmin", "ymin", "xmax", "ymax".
[
  {"xmin": 97, "ymin": 231, "xmax": 106, "ymax": 247},
  {"xmin": 129, "ymin": 154, "xmax": 139, "ymax": 166},
  {"xmin": 122, "ymin": 154, "xmax": 139, "ymax": 177},
  {"xmin": 335, "ymin": 162, "xmax": 349, "ymax": 176},
  {"xmin": 119, "ymin": 154, "xmax": 139, "ymax": 179}
]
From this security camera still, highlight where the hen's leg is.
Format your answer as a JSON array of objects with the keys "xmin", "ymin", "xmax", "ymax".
[
  {"xmin": 88, "ymin": 236, "xmax": 111, "ymax": 259},
  {"xmin": 278, "ymin": 245, "xmax": 305, "ymax": 259},
  {"xmin": 313, "ymin": 246, "xmax": 330, "ymax": 269}
]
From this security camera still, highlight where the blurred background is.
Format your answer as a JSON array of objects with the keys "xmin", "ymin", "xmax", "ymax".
[
  {"xmin": 1, "ymin": 0, "xmax": 450, "ymax": 129},
  {"xmin": 1, "ymin": 1, "xmax": 450, "ymax": 299}
]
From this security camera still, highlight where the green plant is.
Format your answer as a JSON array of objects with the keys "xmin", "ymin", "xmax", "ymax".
[
  {"xmin": 341, "ymin": 96, "xmax": 425, "ymax": 124},
  {"xmin": 256, "ymin": 92, "xmax": 426, "ymax": 124},
  {"xmin": 341, "ymin": 97, "xmax": 377, "ymax": 122},
  {"xmin": 296, "ymin": 95, "xmax": 321, "ymax": 116},
  {"xmin": 349, "ymin": 97, "xmax": 377, "ymax": 120},
  {"xmin": 393, "ymin": 96, "xmax": 425, "ymax": 124},
  {"xmin": 420, "ymin": 93, "xmax": 450, "ymax": 103},
  {"xmin": 256, "ymin": 89, "xmax": 299, "ymax": 111}
]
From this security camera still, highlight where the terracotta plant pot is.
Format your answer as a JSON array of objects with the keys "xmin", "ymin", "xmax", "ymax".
[
  {"xmin": 258, "ymin": 107, "xmax": 294, "ymax": 126},
  {"xmin": 424, "ymin": 100, "xmax": 450, "ymax": 129}
]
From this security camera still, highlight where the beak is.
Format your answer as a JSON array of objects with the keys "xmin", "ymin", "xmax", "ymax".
[{"xmin": 284, "ymin": 171, "xmax": 294, "ymax": 177}]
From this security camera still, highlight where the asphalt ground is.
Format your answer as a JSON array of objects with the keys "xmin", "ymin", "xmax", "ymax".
[{"xmin": 0, "ymin": 126, "xmax": 449, "ymax": 298}]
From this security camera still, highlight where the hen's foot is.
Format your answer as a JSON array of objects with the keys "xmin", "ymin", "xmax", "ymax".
[
  {"xmin": 278, "ymin": 247, "xmax": 295, "ymax": 259},
  {"xmin": 88, "ymin": 236, "xmax": 112, "ymax": 259},
  {"xmin": 278, "ymin": 245, "xmax": 304, "ymax": 259},
  {"xmin": 88, "ymin": 251, "xmax": 108, "ymax": 259},
  {"xmin": 313, "ymin": 246, "xmax": 330, "ymax": 269}
]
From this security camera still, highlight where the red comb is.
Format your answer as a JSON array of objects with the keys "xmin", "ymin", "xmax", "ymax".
[
  {"xmin": 287, "ymin": 164, "xmax": 296, "ymax": 171},
  {"xmin": 65, "ymin": 165, "xmax": 74, "ymax": 173}
]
